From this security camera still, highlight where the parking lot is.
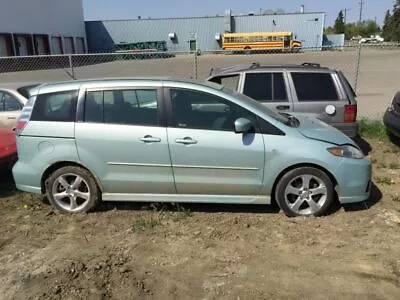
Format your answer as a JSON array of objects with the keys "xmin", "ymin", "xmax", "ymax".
[
  {"xmin": 0, "ymin": 136, "xmax": 399, "ymax": 299},
  {"xmin": 0, "ymin": 47, "xmax": 399, "ymax": 119}
]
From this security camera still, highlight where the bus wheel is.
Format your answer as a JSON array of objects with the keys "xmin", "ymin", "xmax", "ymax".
[{"xmin": 244, "ymin": 47, "xmax": 252, "ymax": 55}]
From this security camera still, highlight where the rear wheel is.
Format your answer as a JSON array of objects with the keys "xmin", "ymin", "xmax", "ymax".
[
  {"xmin": 45, "ymin": 166, "xmax": 100, "ymax": 214},
  {"xmin": 275, "ymin": 167, "xmax": 335, "ymax": 217}
]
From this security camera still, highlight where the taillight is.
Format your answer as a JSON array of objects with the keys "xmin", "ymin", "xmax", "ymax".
[
  {"xmin": 344, "ymin": 104, "xmax": 357, "ymax": 123},
  {"xmin": 15, "ymin": 120, "xmax": 28, "ymax": 135}
]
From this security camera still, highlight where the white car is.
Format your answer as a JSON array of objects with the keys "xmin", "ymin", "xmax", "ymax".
[{"xmin": 0, "ymin": 82, "xmax": 39, "ymax": 129}]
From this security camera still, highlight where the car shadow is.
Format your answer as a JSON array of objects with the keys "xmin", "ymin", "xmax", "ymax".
[
  {"xmin": 353, "ymin": 135, "xmax": 372, "ymax": 155},
  {"xmin": 0, "ymin": 171, "xmax": 18, "ymax": 198},
  {"xmin": 97, "ymin": 201, "xmax": 281, "ymax": 214},
  {"xmin": 341, "ymin": 182, "xmax": 382, "ymax": 213}
]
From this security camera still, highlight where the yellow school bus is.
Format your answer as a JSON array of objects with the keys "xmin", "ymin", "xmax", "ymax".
[{"xmin": 222, "ymin": 31, "xmax": 302, "ymax": 52}]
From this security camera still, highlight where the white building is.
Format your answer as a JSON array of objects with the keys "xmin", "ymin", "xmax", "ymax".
[{"xmin": 0, "ymin": 0, "xmax": 87, "ymax": 56}]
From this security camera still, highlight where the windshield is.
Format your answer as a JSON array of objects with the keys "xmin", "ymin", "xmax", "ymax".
[
  {"xmin": 17, "ymin": 84, "xmax": 40, "ymax": 99},
  {"xmin": 222, "ymin": 87, "xmax": 290, "ymax": 125}
]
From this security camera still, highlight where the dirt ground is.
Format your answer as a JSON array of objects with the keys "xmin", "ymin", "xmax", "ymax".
[{"xmin": 0, "ymin": 138, "xmax": 399, "ymax": 300}]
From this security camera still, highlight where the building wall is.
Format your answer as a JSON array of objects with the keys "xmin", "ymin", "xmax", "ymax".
[
  {"xmin": 0, "ymin": 0, "xmax": 87, "ymax": 56},
  {"xmin": 86, "ymin": 12, "xmax": 325, "ymax": 53}
]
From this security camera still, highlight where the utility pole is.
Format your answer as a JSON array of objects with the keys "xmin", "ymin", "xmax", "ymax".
[
  {"xmin": 343, "ymin": 8, "xmax": 351, "ymax": 24},
  {"xmin": 358, "ymin": 0, "xmax": 364, "ymax": 24}
]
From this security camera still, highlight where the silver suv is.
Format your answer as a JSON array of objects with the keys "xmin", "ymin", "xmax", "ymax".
[{"xmin": 207, "ymin": 62, "xmax": 358, "ymax": 138}]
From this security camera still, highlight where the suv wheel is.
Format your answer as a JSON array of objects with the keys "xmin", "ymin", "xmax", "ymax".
[
  {"xmin": 45, "ymin": 166, "xmax": 100, "ymax": 213},
  {"xmin": 275, "ymin": 167, "xmax": 334, "ymax": 217}
]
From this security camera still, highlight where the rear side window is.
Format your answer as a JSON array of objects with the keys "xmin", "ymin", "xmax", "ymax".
[
  {"xmin": 243, "ymin": 73, "xmax": 287, "ymax": 102},
  {"xmin": 291, "ymin": 72, "xmax": 338, "ymax": 101},
  {"xmin": 31, "ymin": 90, "xmax": 78, "ymax": 122},
  {"xmin": 84, "ymin": 89, "xmax": 158, "ymax": 126}
]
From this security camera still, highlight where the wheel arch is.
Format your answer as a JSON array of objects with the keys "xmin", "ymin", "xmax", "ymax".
[
  {"xmin": 270, "ymin": 163, "xmax": 338, "ymax": 204},
  {"xmin": 41, "ymin": 161, "xmax": 103, "ymax": 194}
]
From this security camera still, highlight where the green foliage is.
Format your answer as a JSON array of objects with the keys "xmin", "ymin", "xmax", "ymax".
[
  {"xmin": 382, "ymin": 10, "xmax": 393, "ymax": 41},
  {"xmin": 334, "ymin": 10, "xmax": 345, "ymax": 34},
  {"xmin": 392, "ymin": 2, "xmax": 400, "ymax": 41},
  {"xmin": 358, "ymin": 118, "xmax": 388, "ymax": 140}
]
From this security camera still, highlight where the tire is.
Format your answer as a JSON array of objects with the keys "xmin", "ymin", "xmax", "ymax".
[
  {"xmin": 45, "ymin": 166, "xmax": 100, "ymax": 214},
  {"xmin": 275, "ymin": 167, "xmax": 335, "ymax": 217}
]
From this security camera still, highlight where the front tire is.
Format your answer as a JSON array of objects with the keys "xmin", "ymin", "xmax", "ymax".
[
  {"xmin": 45, "ymin": 166, "xmax": 100, "ymax": 214},
  {"xmin": 275, "ymin": 167, "xmax": 335, "ymax": 217}
]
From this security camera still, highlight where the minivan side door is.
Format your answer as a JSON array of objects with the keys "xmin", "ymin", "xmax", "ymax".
[
  {"xmin": 75, "ymin": 86, "xmax": 176, "ymax": 194},
  {"xmin": 165, "ymin": 87, "xmax": 265, "ymax": 196},
  {"xmin": 288, "ymin": 71, "xmax": 348, "ymax": 125},
  {"xmin": 240, "ymin": 71, "xmax": 294, "ymax": 113}
]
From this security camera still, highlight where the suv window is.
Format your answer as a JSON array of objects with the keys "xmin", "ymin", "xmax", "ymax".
[
  {"xmin": 243, "ymin": 73, "xmax": 287, "ymax": 102},
  {"xmin": 291, "ymin": 72, "xmax": 338, "ymax": 101},
  {"xmin": 170, "ymin": 88, "xmax": 258, "ymax": 132},
  {"xmin": 209, "ymin": 75, "xmax": 240, "ymax": 91},
  {"xmin": 31, "ymin": 90, "xmax": 78, "ymax": 122},
  {"xmin": 84, "ymin": 89, "xmax": 158, "ymax": 126},
  {"xmin": 0, "ymin": 92, "xmax": 22, "ymax": 111}
]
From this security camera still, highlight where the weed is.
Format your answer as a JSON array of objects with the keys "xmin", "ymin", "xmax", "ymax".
[
  {"xmin": 391, "ymin": 194, "xmax": 400, "ymax": 202},
  {"xmin": 374, "ymin": 176, "xmax": 395, "ymax": 185},
  {"xmin": 391, "ymin": 146, "xmax": 400, "ymax": 154},
  {"xmin": 358, "ymin": 119, "xmax": 388, "ymax": 140},
  {"xmin": 389, "ymin": 162, "xmax": 400, "ymax": 170},
  {"xmin": 171, "ymin": 204, "xmax": 194, "ymax": 222},
  {"xmin": 370, "ymin": 157, "xmax": 378, "ymax": 164},
  {"xmin": 132, "ymin": 217, "xmax": 161, "ymax": 232},
  {"xmin": 378, "ymin": 162, "xmax": 387, "ymax": 169}
]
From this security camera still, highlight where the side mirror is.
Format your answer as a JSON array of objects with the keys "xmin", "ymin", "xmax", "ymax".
[{"xmin": 234, "ymin": 118, "xmax": 254, "ymax": 134}]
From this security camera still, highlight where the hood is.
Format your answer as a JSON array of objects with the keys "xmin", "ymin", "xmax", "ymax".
[{"xmin": 294, "ymin": 115, "xmax": 356, "ymax": 146}]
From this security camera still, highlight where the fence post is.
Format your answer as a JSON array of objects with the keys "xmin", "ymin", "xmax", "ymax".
[
  {"xmin": 68, "ymin": 55, "xmax": 76, "ymax": 80},
  {"xmin": 193, "ymin": 50, "xmax": 198, "ymax": 80},
  {"xmin": 354, "ymin": 44, "xmax": 362, "ymax": 92}
]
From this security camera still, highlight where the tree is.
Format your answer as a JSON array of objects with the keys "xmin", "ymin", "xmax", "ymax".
[
  {"xmin": 392, "ymin": 0, "xmax": 400, "ymax": 41},
  {"xmin": 344, "ymin": 23, "xmax": 360, "ymax": 39},
  {"xmin": 358, "ymin": 20, "xmax": 381, "ymax": 37},
  {"xmin": 324, "ymin": 26, "xmax": 335, "ymax": 34},
  {"xmin": 334, "ymin": 10, "xmax": 345, "ymax": 34},
  {"xmin": 382, "ymin": 10, "xmax": 393, "ymax": 41}
]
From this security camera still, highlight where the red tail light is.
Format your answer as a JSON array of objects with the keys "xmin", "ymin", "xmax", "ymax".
[
  {"xmin": 344, "ymin": 104, "xmax": 357, "ymax": 123},
  {"xmin": 14, "ymin": 120, "xmax": 27, "ymax": 135}
]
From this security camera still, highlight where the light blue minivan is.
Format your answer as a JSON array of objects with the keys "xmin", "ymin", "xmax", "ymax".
[{"xmin": 12, "ymin": 78, "xmax": 371, "ymax": 217}]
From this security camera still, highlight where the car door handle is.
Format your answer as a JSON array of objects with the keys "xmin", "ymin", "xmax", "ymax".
[
  {"xmin": 276, "ymin": 105, "xmax": 290, "ymax": 111},
  {"xmin": 140, "ymin": 135, "xmax": 161, "ymax": 143},
  {"xmin": 7, "ymin": 116, "xmax": 16, "ymax": 120},
  {"xmin": 175, "ymin": 137, "xmax": 198, "ymax": 145}
]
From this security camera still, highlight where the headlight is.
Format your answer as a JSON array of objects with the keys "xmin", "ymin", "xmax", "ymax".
[{"xmin": 328, "ymin": 145, "xmax": 364, "ymax": 159}]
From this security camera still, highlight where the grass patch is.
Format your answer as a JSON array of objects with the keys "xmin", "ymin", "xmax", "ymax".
[
  {"xmin": 389, "ymin": 162, "xmax": 400, "ymax": 170},
  {"xmin": 132, "ymin": 217, "xmax": 161, "ymax": 233},
  {"xmin": 374, "ymin": 176, "xmax": 395, "ymax": 185},
  {"xmin": 358, "ymin": 118, "xmax": 388, "ymax": 140},
  {"xmin": 378, "ymin": 162, "xmax": 387, "ymax": 169},
  {"xmin": 391, "ymin": 194, "xmax": 400, "ymax": 202}
]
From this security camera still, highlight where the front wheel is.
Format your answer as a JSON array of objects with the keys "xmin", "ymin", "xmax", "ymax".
[
  {"xmin": 45, "ymin": 166, "xmax": 100, "ymax": 214},
  {"xmin": 275, "ymin": 167, "xmax": 335, "ymax": 217}
]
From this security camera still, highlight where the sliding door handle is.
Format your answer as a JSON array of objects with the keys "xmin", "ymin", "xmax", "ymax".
[
  {"xmin": 175, "ymin": 137, "xmax": 198, "ymax": 145},
  {"xmin": 140, "ymin": 135, "xmax": 161, "ymax": 143}
]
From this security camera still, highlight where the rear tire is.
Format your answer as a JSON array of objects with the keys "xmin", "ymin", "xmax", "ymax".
[
  {"xmin": 275, "ymin": 167, "xmax": 335, "ymax": 217},
  {"xmin": 45, "ymin": 166, "xmax": 100, "ymax": 214}
]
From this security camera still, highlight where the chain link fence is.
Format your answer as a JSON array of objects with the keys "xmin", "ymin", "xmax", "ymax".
[{"xmin": 1, "ymin": 45, "xmax": 400, "ymax": 118}]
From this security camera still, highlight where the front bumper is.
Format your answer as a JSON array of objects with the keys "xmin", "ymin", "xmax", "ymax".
[
  {"xmin": 335, "ymin": 157, "xmax": 372, "ymax": 204},
  {"xmin": 383, "ymin": 110, "xmax": 400, "ymax": 138}
]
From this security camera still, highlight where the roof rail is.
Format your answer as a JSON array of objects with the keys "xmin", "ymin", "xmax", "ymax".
[{"xmin": 302, "ymin": 62, "xmax": 321, "ymax": 68}]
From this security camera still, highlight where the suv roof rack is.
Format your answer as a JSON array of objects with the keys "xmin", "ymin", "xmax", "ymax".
[{"xmin": 301, "ymin": 62, "xmax": 321, "ymax": 68}]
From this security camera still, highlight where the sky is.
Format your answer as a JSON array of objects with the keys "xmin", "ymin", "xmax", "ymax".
[{"xmin": 82, "ymin": 0, "xmax": 394, "ymax": 26}]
